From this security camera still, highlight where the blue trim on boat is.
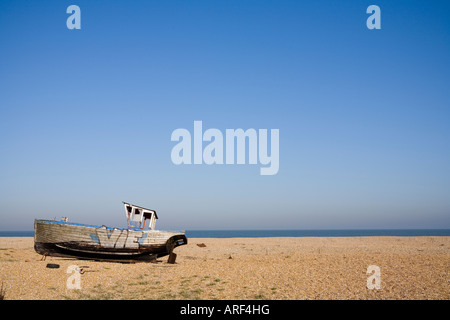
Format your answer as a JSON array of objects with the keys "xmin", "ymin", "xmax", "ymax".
[
  {"xmin": 90, "ymin": 232, "xmax": 100, "ymax": 243},
  {"xmin": 36, "ymin": 219, "xmax": 185, "ymax": 234},
  {"xmin": 37, "ymin": 219, "xmax": 122, "ymax": 230},
  {"xmin": 138, "ymin": 233, "xmax": 148, "ymax": 245}
]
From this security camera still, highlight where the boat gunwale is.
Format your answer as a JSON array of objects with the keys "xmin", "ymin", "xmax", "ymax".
[{"xmin": 35, "ymin": 219, "xmax": 185, "ymax": 234}]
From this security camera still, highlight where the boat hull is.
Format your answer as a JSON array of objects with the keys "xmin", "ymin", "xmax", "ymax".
[{"xmin": 34, "ymin": 219, "xmax": 187, "ymax": 260}]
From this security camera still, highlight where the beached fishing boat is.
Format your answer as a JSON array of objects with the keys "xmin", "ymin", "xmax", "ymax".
[{"xmin": 34, "ymin": 202, "xmax": 187, "ymax": 261}]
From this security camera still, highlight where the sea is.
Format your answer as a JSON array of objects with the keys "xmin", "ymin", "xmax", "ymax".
[{"xmin": 1, "ymin": 229, "xmax": 450, "ymax": 238}]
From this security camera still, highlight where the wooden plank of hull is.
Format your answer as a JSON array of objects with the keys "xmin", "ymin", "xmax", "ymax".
[
  {"xmin": 34, "ymin": 219, "xmax": 187, "ymax": 260},
  {"xmin": 34, "ymin": 242, "xmax": 160, "ymax": 263}
]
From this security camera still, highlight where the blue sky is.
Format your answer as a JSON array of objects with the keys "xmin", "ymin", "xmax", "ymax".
[{"xmin": 0, "ymin": 0, "xmax": 449, "ymax": 230}]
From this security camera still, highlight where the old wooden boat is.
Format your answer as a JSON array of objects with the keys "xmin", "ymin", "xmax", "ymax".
[{"xmin": 34, "ymin": 202, "xmax": 187, "ymax": 261}]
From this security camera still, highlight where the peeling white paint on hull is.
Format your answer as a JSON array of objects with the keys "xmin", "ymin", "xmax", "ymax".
[{"xmin": 34, "ymin": 219, "xmax": 187, "ymax": 260}]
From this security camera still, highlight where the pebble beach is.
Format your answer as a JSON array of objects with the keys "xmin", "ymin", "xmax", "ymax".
[{"xmin": 0, "ymin": 236, "xmax": 448, "ymax": 300}]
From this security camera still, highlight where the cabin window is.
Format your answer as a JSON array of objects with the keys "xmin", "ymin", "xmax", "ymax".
[
  {"xmin": 126, "ymin": 206, "xmax": 132, "ymax": 213},
  {"xmin": 143, "ymin": 212, "xmax": 153, "ymax": 219},
  {"xmin": 134, "ymin": 209, "xmax": 141, "ymax": 215}
]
